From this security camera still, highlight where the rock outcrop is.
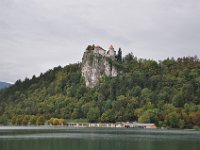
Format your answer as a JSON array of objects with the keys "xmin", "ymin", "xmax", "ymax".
[{"xmin": 82, "ymin": 45, "xmax": 118, "ymax": 88}]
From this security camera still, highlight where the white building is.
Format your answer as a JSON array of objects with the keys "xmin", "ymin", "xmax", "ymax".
[
  {"xmin": 107, "ymin": 45, "xmax": 116, "ymax": 57},
  {"xmin": 89, "ymin": 44, "xmax": 116, "ymax": 58}
]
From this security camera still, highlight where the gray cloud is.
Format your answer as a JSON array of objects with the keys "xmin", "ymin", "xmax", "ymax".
[{"xmin": 0, "ymin": 0, "xmax": 200, "ymax": 82}]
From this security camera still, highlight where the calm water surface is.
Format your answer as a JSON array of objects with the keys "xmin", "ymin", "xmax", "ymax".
[{"xmin": 0, "ymin": 126, "xmax": 200, "ymax": 150}]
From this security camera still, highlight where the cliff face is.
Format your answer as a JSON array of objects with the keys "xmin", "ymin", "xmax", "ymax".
[{"xmin": 82, "ymin": 45, "xmax": 117, "ymax": 88}]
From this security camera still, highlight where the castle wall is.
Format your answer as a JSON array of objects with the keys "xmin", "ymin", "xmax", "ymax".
[
  {"xmin": 93, "ymin": 48, "xmax": 98, "ymax": 54},
  {"xmin": 99, "ymin": 49, "xmax": 106, "ymax": 56},
  {"xmin": 107, "ymin": 49, "xmax": 116, "ymax": 58},
  {"xmin": 89, "ymin": 45, "xmax": 116, "ymax": 58}
]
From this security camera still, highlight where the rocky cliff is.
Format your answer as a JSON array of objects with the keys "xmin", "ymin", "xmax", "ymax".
[{"xmin": 82, "ymin": 45, "xmax": 118, "ymax": 88}]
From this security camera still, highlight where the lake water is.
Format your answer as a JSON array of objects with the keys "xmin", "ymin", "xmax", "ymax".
[{"xmin": 0, "ymin": 126, "xmax": 200, "ymax": 150}]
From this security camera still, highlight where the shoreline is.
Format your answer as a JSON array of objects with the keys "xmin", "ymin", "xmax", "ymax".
[
  {"xmin": 1, "ymin": 122, "xmax": 157, "ymax": 129},
  {"xmin": 0, "ymin": 125, "xmax": 199, "ymax": 131}
]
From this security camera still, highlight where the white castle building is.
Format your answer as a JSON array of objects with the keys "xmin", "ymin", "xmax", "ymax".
[{"xmin": 87, "ymin": 44, "xmax": 116, "ymax": 58}]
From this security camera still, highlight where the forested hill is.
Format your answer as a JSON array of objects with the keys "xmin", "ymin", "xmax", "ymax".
[{"xmin": 0, "ymin": 53, "xmax": 200, "ymax": 129}]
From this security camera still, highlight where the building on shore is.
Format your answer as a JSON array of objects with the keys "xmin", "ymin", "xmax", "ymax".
[
  {"xmin": 124, "ymin": 122, "xmax": 157, "ymax": 129},
  {"xmin": 66, "ymin": 122, "xmax": 157, "ymax": 129}
]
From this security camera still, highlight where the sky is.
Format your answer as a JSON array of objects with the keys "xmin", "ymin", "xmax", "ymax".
[{"xmin": 0, "ymin": 0, "xmax": 200, "ymax": 83}]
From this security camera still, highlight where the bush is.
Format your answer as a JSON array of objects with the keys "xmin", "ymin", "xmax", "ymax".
[
  {"xmin": 48, "ymin": 118, "xmax": 65, "ymax": 126},
  {"xmin": 36, "ymin": 116, "xmax": 45, "ymax": 125}
]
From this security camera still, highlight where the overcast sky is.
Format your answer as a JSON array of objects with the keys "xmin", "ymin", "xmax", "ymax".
[{"xmin": 1, "ymin": 0, "xmax": 200, "ymax": 83}]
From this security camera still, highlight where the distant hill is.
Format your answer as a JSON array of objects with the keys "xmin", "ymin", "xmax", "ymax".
[
  {"xmin": 0, "ymin": 81, "xmax": 12, "ymax": 89},
  {"xmin": 0, "ymin": 45, "xmax": 199, "ymax": 129}
]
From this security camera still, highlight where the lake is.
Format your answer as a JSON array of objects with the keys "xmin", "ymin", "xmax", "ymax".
[{"xmin": 0, "ymin": 126, "xmax": 200, "ymax": 150}]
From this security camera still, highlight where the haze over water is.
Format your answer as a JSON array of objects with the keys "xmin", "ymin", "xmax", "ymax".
[{"xmin": 0, "ymin": 127, "xmax": 200, "ymax": 150}]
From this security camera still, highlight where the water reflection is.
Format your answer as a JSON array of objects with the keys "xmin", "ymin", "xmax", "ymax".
[{"xmin": 0, "ymin": 127, "xmax": 200, "ymax": 150}]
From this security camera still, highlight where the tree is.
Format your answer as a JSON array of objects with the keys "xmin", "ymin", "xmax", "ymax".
[
  {"xmin": 123, "ymin": 53, "xmax": 134, "ymax": 63},
  {"xmin": 53, "ymin": 118, "xmax": 59, "ymax": 125},
  {"xmin": 141, "ymin": 88, "xmax": 152, "ymax": 99},
  {"xmin": 81, "ymin": 102, "xmax": 95, "ymax": 118},
  {"xmin": 117, "ymin": 48, "xmax": 122, "ymax": 63},
  {"xmin": 178, "ymin": 119, "xmax": 185, "ymax": 129},
  {"xmin": 16, "ymin": 115, "xmax": 23, "ymax": 125},
  {"xmin": 131, "ymin": 86, "xmax": 141, "ymax": 97},
  {"xmin": 189, "ymin": 112, "xmax": 200, "ymax": 126},
  {"xmin": 181, "ymin": 84, "xmax": 194, "ymax": 102},
  {"xmin": 29, "ymin": 115, "xmax": 37, "ymax": 125},
  {"xmin": 101, "ymin": 109, "xmax": 115, "ymax": 123},
  {"xmin": 138, "ymin": 109, "xmax": 159, "ymax": 124},
  {"xmin": 164, "ymin": 111, "xmax": 180, "ymax": 128},
  {"xmin": 138, "ymin": 111, "xmax": 150, "ymax": 123},
  {"xmin": 87, "ymin": 107, "xmax": 100, "ymax": 122},
  {"xmin": 172, "ymin": 92, "xmax": 184, "ymax": 107},
  {"xmin": 36, "ymin": 116, "xmax": 45, "ymax": 125},
  {"xmin": 11, "ymin": 116, "xmax": 17, "ymax": 125},
  {"xmin": 59, "ymin": 119, "xmax": 65, "ymax": 125},
  {"xmin": 22, "ymin": 115, "xmax": 30, "ymax": 125},
  {"xmin": 0, "ymin": 114, "xmax": 8, "ymax": 125}
]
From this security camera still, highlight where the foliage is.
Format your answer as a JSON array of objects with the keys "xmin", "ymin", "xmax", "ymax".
[
  {"xmin": 0, "ymin": 54, "xmax": 200, "ymax": 129},
  {"xmin": 48, "ymin": 118, "xmax": 65, "ymax": 126},
  {"xmin": 116, "ymin": 48, "xmax": 122, "ymax": 63},
  {"xmin": 87, "ymin": 107, "xmax": 100, "ymax": 122},
  {"xmin": 101, "ymin": 109, "xmax": 116, "ymax": 123},
  {"xmin": 36, "ymin": 116, "xmax": 45, "ymax": 125}
]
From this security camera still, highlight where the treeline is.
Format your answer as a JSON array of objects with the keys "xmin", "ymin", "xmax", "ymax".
[
  {"xmin": 0, "ymin": 52, "xmax": 200, "ymax": 129},
  {"xmin": 10, "ymin": 115, "xmax": 45, "ymax": 126},
  {"xmin": 0, "ymin": 114, "xmax": 66, "ymax": 126}
]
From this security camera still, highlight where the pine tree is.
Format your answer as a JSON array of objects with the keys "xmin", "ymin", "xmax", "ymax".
[{"xmin": 117, "ymin": 48, "xmax": 122, "ymax": 63}]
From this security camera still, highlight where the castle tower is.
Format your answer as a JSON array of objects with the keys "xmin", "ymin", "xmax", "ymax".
[
  {"xmin": 94, "ymin": 45, "xmax": 100, "ymax": 54},
  {"xmin": 107, "ymin": 45, "xmax": 116, "ymax": 57}
]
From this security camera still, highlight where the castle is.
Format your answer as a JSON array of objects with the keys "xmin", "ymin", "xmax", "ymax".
[
  {"xmin": 86, "ymin": 44, "xmax": 116, "ymax": 58},
  {"xmin": 82, "ymin": 44, "xmax": 118, "ymax": 88}
]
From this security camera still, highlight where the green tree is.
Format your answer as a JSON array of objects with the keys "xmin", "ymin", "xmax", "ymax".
[
  {"xmin": 138, "ymin": 111, "xmax": 150, "ymax": 123},
  {"xmin": 36, "ymin": 116, "xmax": 45, "ymax": 125},
  {"xmin": 138, "ymin": 109, "xmax": 159, "ymax": 124},
  {"xmin": 117, "ymin": 48, "xmax": 122, "ymax": 63},
  {"xmin": 22, "ymin": 115, "xmax": 30, "ymax": 125},
  {"xmin": 172, "ymin": 92, "xmax": 184, "ymax": 107},
  {"xmin": 141, "ymin": 88, "xmax": 152, "ymax": 99},
  {"xmin": 29, "ymin": 115, "xmax": 37, "ymax": 125},
  {"xmin": 164, "ymin": 111, "xmax": 180, "ymax": 128},
  {"xmin": 11, "ymin": 116, "xmax": 17, "ymax": 125},
  {"xmin": 101, "ymin": 109, "xmax": 115, "ymax": 123},
  {"xmin": 0, "ymin": 114, "xmax": 9, "ymax": 125},
  {"xmin": 16, "ymin": 115, "xmax": 23, "ymax": 125},
  {"xmin": 87, "ymin": 107, "xmax": 100, "ymax": 122},
  {"xmin": 178, "ymin": 119, "xmax": 185, "ymax": 129}
]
